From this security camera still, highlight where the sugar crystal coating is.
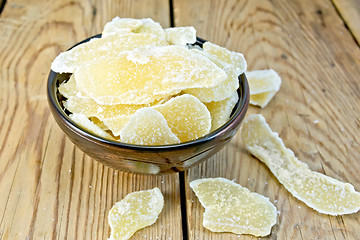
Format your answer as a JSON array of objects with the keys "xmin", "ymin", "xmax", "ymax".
[
  {"xmin": 205, "ymin": 91, "xmax": 239, "ymax": 131},
  {"xmin": 241, "ymin": 114, "xmax": 360, "ymax": 215},
  {"xmin": 246, "ymin": 69, "xmax": 281, "ymax": 108},
  {"xmin": 102, "ymin": 17, "xmax": 143, "ymax": 37},
  {"xmin": 164, "ymin": 26, "xmax": 196, "ymax": 45},
  {"xmin": 74, "ymin": 45, "xmax": 227, "ymax": 105},
  {"xmin": 108, "ymin": 187, "xmax": 164, "ymax": 240},
  {"xmin": 184, "ymin": 47, "xmax": 243, "ymax": 102},
  {"xmin": 69, "ymin": 113, "xmax": 114, "ymax": 140},
  {"xmin": 190, "ymin": 178, "xmax": 277, "ymax": 237},
  {"xmin": 120, "ymin": 108, "xmax": 180, "ymax": 145},
  {"xmin": 51, "ymin": 32, "xmax": 168, "ymax": 73},
  {"xmin": 152, "ymin": 94, "xmax": 211, "ymax": 142}
]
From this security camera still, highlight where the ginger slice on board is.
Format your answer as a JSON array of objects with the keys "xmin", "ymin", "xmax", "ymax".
[
  {"xmin": 69, "ymin": 113, "xmax": 114, "ymax": 140},
  {"xmin": 51, "ymin": 32, "xmax": 168, "ymax": 73},
  {"xmin": 190, "ymin": 178, "xmax": 277, "ymax": 237},
  {"xmin": 120, "ymin": 107, "xmax": 180, "ymax": 145},
  {"xmin": 74, "ymin": 45, "xmax": 227, "ymax": 105},
  {"xmin": 246, "ymin": 69, "xmax": 281, "ymax": 108},
  {"xmin": 241, "ymin": 114, "xmax": 360, "ymax": 215},
  {"xmin": 164, "ymin": 26, "xmax": 196, "ymax": 45},
  {"xmin": 108, "ymin": 188, "xmax": 164, "ymax": 240},
  {"xmin": 205, "ymin": 91, "xmax": 239, "ymax": 131},
  {"xmin": 152, "ymin": 94, "xmax": 211, "ymax": 142}
]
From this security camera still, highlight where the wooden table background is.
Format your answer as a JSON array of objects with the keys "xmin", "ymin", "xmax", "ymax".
[{"xmin": 1, "ymin": 0, "xmax": 360, "ymax": 239}]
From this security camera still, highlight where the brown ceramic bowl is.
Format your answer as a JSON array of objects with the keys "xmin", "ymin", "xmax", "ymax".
[{"xmin": 47, "ymin": 35, "xmax": 249, "ymax": 174}]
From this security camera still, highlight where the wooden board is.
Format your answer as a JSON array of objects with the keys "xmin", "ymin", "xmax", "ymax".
[
  {"xmin": 332, "ymin": 0, "xmax": 360, "ymax": 46},
  {"xmin": 174, "ymin": 0, "xmax": 360, "ymax": 239},
  {"xmin": 0, "ymin": 0, "xmax": 183, "ymax": 240}
]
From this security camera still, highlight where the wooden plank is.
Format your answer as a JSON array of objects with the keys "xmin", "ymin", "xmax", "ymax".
[
  {"xmin": 174, "ymin": 0, "xmax": 360, "ymax": 239},
  {"xmin": 332, "ymin": 0, "xmax": 360, "ymax": 46},
  {"xmin": 0, "ymin": 0, "xmax": 183, "ymax": 239}
]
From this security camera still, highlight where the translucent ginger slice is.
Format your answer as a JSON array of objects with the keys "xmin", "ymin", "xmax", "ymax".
[
  {"xmin": 184, "ymin": 49, "xmax": 239, "ymax": 102},
  {"xmin": 64, "ymin": 96, "xmax": 145, "ymax": 136},
  {"xmin": 246, "ymin": 69, "xmax": 281, "ymax": 108},
  {"xmin": 190, "ymin": 178, "xmax": 277, "ymax": 237},
  {"xmin": 69, "ymin": 113, "xmax": 114, "ymax": 140},
  {"xmin": 120, "ymin": 108, "xmax": 180, "ymax": 145},
  {"xmin": 58, "ymin": 75, "xmax": 80, "ymax": 98},
  {"xmin": 250, "ymin": 91, "xmax": 278, "ymax": 108},
  {"xmin": 152, "ymin": 94, "xmax": 211, "ymax": 142},
  {"xmin": 102, "ymin": 17, "xmax": 143, "ymax": 37},
  {"xmin": 108, "ymin": 187, "xmax": 164, "ymax": 240},
  {"xmin": 164, "ymin": 26, "xmax": 196, "ymax": 45},
  {"xmin": 51, "ymin": 32, "xmax": 168, "ymax": 73},
  {"xmin": 203, "ymin": 41, "xmax": 247, "ymax": 76},
  {"xmin": 205, "ymin": 92, "xmax": 238, "ymax": 131},
  {"xmin": 241, "ymin": 114, "xmax": 360, "ymax": 215},
  {"xmin": 74, "ymin": 45, "xmax": 227, "ymax": 105}
]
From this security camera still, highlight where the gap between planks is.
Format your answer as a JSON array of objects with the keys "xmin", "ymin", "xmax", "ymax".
[
  {"xmin": 0, "ymin": 0, "xmax": 7, "ymax": 15},
  {"xmin": 330, "ymin": 0, "xmax": 360, "ymax": 47}
]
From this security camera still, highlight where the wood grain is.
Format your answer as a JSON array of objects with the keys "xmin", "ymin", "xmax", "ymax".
[
  {"xmin": 0, "ymin": 0, "xmax": 183, "ymax": 240},
  {"xmin": 332, "ymin": 0, "xmax": 360, "ymax": 46},
  {"xmin": 174, "ymin": 0, "xmax": 360, "ymax": 239}
]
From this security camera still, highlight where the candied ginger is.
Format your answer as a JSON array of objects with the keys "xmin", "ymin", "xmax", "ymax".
[
  {"xmin": 184, "ymin": 49, "xmax": 240, "ymax": 102},
  {"xmin": 102, "ymin": 17, "xmax": 143, "ymax": 37},
  {"xmin": 203, "ymin": 42, "xmax": 247, "ymax": 76},
  {"xmin": 108, "ymin": 187, "xmax": 164, "ymax": 240},
  {"xmin": 58, "ymin": 75, "xmax": 81, "ymax": 99},
  {"xmin": 190, "ymin": 178, "xmax": 277, "ymax": 237},
  {"xmin": 69, "ymin": 113, "xmax": 114, "ymax": 140},
  {"xmin": 74, "ymin": 45, "xmax": 227, "ymax": 105},
  {"xmin": 134, "ymin": 18, "xmax": 166, "ymax": 40},
  {"xmin": 205, "ymin": 92, "xmax": 239, "ymax": 131},
  {"xmin": 246, "ymin": 69, "xmax": 281, "ymax": 108},
  {"xmin": 164, "ymin": 26, "xmax": 196, "ymax": 45},
  {"xmin": 120, "ymin": 108, "xmax": 180, "ymax": 145},
  {"xmin": 241, "ymin": 114, "xmax": 360, "ymax": 215},
  {"xmin": 152, "ymin": 94, "xmax": 211, "ymax": 142},
  {"xmin": 51, "ymin": 32, "xmax": 168, "ymax": 73}
]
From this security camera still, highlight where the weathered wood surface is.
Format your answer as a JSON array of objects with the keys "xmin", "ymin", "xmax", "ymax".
[
  {"xmin": 0, "ymin": 0, "xmax": 182, "ymax": 240},
  {"xmin": 174, "ymin": 0, "xmax": 360, "ymax": 239},
  {"xmin": 1, "ymin": 0, "xmax": 360, "ymax": 239},
  {"xmin": 332, "ymin": 0, "xmax": 360, "ymax": 46}
]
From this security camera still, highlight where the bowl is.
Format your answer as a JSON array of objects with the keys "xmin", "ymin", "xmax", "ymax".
[{"xmin": 47, "ymin": 35, "xmax": 249, "ymax": 174}]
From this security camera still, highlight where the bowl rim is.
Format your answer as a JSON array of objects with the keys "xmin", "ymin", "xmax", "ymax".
[{"xmin": 47, "ymin": 35, "xmax": 249, "ymax": 151}]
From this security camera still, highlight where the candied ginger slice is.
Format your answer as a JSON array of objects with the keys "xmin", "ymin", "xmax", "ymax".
[
  {"xmin": 205, "ymin": 92, "xmax": 238, "ymax": 131},
  {"xmin": 51, "ymin": 32, "xmax": 168, "ymax": 73},
  {"xmin": 134, "ymin": 18, "xmax": 166, "ymax": 40},
  {"xmin": 250, "ymin": 90, "xmax": 278, "ymax": 108},
  {"xmin": 69, "ymin": 113, "xmax": 114, "ymax": 140},
  {"xmin": 190, "ymin": 178, "xmax": 277, "ymax": 237},
  {"xmin": 184, "ymin": 49, "xmax": 239, "ymax": 102},
  {"xmin": 152, "ymin": 94, "xmax": 211, "ymax": 142},
  {"xmin": 164, "ymin": 26, "xmax": 196, "ymax": 45},
  {"xmin": 108, "ymin": 187, "xmax": 164, "ymax": 240},
  {"xmin": 241, "ymin": 114, "xmax": 360, "ymax": 215},
  {"xmin": 120, "ymin": 108, "xmax": 180, "ymax": 145},
  {"xmin": 246, "ymin": 69, "xmax": 281, "ymax": 94},
  {"xmin": 246, "ymin": 69, "xmax": 281, "ymax": 108},
  {"xmin": 203, "ymin": 41, "xmax": 247, "ymax": 76},
  {"xmin": 102, "ymin": 17, "xmax": 143, "ymax": 37},
  {"xmin": 58, "ymin": 75, "xmax": 80, "ymax": 98},
  {"xmin": 74, "ymin": 45, "xmax": 227, "ymax": 105}
]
